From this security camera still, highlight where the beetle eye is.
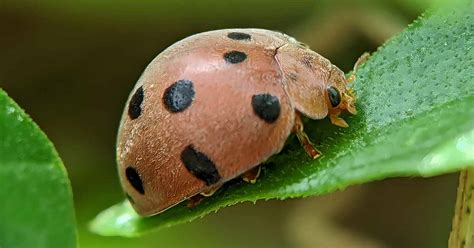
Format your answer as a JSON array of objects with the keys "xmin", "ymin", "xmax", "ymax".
[{"xmin": 327, "ymin": 86, "xmax": 341, "ymax": 107}]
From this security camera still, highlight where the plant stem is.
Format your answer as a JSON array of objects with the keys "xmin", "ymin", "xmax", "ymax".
[{"xmin": 449, "ymin": 169, "xmax": 474, "ymax": 248}]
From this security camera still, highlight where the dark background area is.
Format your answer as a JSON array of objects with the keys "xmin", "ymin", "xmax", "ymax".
[{"xmin": 0, "ymin": 0, "xmax": 457, "ymax": 247}]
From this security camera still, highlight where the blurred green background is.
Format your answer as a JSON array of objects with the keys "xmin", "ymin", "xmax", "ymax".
[{"xmin": 0, "ymin": 0, "xmax": 458, "ymax": 247}]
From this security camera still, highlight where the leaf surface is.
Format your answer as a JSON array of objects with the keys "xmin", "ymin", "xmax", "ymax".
[{"xmin": 0, "ymin": 89, "xmax": 77, "ymax": 247}]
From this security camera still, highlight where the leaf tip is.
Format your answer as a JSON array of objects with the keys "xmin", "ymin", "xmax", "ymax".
[{"xmin": 89, "ymin": 201, "xmax": 141, "ymax": 237}]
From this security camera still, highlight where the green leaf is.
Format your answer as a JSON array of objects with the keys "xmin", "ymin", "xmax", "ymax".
[
  {"xmin": 90, "ymin": 0, "xmax": 474, "ymax": 237},
  {"xmin": 0, "ymin": 89, "xmax": 77, "ymax": 248}
]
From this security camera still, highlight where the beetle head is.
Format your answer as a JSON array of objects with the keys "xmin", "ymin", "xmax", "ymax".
[{"xmin": 326, "ymin": 65, "xmax": 357, "ymax": 115}]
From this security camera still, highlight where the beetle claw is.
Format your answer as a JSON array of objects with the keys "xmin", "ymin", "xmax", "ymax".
[
  {"xmin": 346, "ymin": 103, "xmax": 357, "ymax": 115},
  {"xmin": 330, "ymin": 114, "xmax": 349, "ymax": 128},
  {"xmin": 242, "ymin": 166, "xmax": 261, "ymax": 184},
  {"xmin": 200, "ymin": 184, "xmax": 222, "ymax": 197}
]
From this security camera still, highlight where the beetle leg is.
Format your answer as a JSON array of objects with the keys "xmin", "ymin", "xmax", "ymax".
[
  {"xmin": 294, "ymin": 112, "xmax": 321, "ymax": 159},
  {"xmin": 186, "ymin": 183, "xmax": 222, "ymax": 208},
  {"xmin": 187, "ymin": 195, "xmax": 203, "ymax": 208},
  {"xmin": 200, "ymin": 183, "xmax": 222, "ymax": 197},
  {"xmin": 242, "ymin": 166, "xmax": 261, "ymax": 184},
  {"xmin": 347, "ymin": 52, "xmax": 370, "ymax": 83}
]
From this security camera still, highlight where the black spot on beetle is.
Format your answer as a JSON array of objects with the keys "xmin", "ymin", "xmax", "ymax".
[
  {"xmin": 224, "ymin": 51, "xmax": 247, "ymax": 64},
  {"xmin": 227, "ymin": 32, "xmax": 251, "ymax": 41},
  {"xmin": 251, "ymin": 93, "xmax": 281, "ymax": 123},
  {"xmin": 125, "ymin": 167, "xmax": 145, "ymax": 194},
  {"xmin": 128, "ymin": 86, "xmax": 144, "ymax": 119},
  {"xmin": 181, "ymin": 145, "xmax": 221, "ymax": 186},
  {"xmin": 327, "ymin": 86, "xmax": 341, "ymax": 107},
  {"xmin": 163, "ymin": 79, "xmax": 195, "ymax": 112}
]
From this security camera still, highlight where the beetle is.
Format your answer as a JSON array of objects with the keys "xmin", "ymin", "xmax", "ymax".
[{"xmin": 117, "ymin": 28, "xmax": 359, "ymax": 216}]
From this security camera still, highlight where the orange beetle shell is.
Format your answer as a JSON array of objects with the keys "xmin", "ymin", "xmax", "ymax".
[{"xmin": 117, "ymin": 29, "xmax": 351, "ymax": 216}]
